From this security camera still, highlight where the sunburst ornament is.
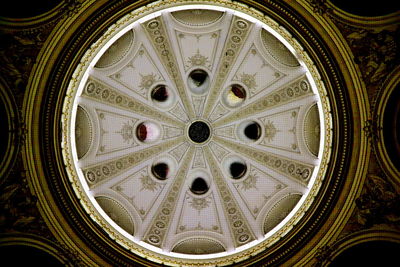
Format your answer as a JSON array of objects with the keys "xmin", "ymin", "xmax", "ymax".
[
  {"xmin": 264, "ymin": 120, "xmax": 278, "ymax": 142},
  {"xmin": 189, "ymin": 197, "xmax": 210, "ymax": 211},
  {"xmin": 140, "ymin": 175, "xmax": 158, "ymax": 192},
  {"xmin": 187, "ymin": 50, "xmax": 210, "ymax": 68},
  {"xmin": 239, "ymin": 72, "xmax": 257, "ymax": 91}
]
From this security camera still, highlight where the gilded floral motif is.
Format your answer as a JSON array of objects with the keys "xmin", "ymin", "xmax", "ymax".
[
  {"xmin": 187, "ymin": 50, "xmax": 210, "ymax": 68},
  {"xmin": 241, "ymin": 172, "xmax": 258, "ymax": 190},
  {"xmin": 189, "ymin": 197, "xmax": 210, "ymax": 211},
  {"xmin": 139, "ymin": 73, "xmax": 158, "ymax": 91},
  {"xmin": 140, "ymin": 175, "xmax": 158, "ymax": 192},
  {"xmin": 238, "ymin": 72, "xmax": 257, "ymax": 91},
  {"xmin": 264, "ymin": 120, "xmax": 278, "ymax": 142},
  {"xmin": 117, "ymin": 121, "xmax": 135, "ymax": 143}
]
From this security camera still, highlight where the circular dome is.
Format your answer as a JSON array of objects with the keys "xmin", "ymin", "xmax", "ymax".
[{"xmin": 62, "ymin": 2, "xmax": 332, "ymax": 265}]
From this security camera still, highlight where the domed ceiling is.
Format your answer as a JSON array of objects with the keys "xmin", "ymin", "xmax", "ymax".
[{"xmin": 63, "ymin": 3, "xmax": 331, "ymax": 265}]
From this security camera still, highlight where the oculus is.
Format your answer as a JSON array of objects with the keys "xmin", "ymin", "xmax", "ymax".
[
  {"xmin": 151, "ymin": 85, "xmax": 169, "ymax": 102},
  {"xmin": 223, "ymin": 84, "xmax": 247, "ymax": 108},
  {"xmin": 229, "ymin": 162, "xmax": 247, "ymax": 179},
  {"xmin": 150, "ymin": 84, "xmax": 176, "ymax": 109},
  {"xmin": 151, "ymin": 162, "xmax": 169, "ymax": 180},
  {"xmin": 244, "ymin": 121, "xmax": 262, "ymax": 141},
  {"xmin": 135, "ymin": 121, "xmax": 160, "ymax": 143},
  {"xmin": 188, "ymin": 69, "xmax": 210, "ymax": 94},
  {"xmin": 188, "ymin": 121, "xmax": 211, "ymax": 143},
  {"xmin": 190, "ymin": 177, "xmax": 209, "ymax": 195}
]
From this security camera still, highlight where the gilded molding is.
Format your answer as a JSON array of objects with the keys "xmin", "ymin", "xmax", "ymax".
[
  {"xmin": 0, "ymin": 233, "xmax": 82, "ymax": 266},
  {"xmin": 312, "ymin": 229, "xmax": 400, "ymax": 266},
  {"xmin": 82, "ymin": 77, "xmax": 184, "ymax": 127},
  {"xmin": 203, "ymin": 15, "xmax": 253, "ymax": 117},
  {"xmin": 374, "ymin": 66, "xmax": 400, "ymax": 187},
  {"xmin": 204, "ymin": 146, "xmax": 256, "ymax": 247},
  {"xmin": 143, "ymin": 147, "xmax": 195, "ymax": 247},
  {"xmin": 83, "ymin": 136, "xmax": 184, "ymax": 187},
  {"xmin": 213, "ymin": 75, "xmax": 313, "ymax": 127},
  {"xmin": 215, "ymin": 136, "xmax": 314, "ymax": 185},
  {"xmin": 142, "ymin": 16, "xmax": 196, "ymax": 119}
]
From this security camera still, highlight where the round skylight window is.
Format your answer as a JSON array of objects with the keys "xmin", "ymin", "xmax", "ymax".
[{"xmin": 62, "ymin": 1, "xmax": 332, "ymax": 265}]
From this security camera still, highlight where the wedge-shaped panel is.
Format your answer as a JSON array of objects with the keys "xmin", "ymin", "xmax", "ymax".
[
  {"xmin": 110, "ymin": 45, "xmax": 165, "ymax": 99},
  {"xmin": 232, "ymin": 165, "xmax": 287, "ymax": 218},
  {"xmin": 232, "ymin": 44, "xmax": 285, "ymax": 98},
  {"xmin": 111, "ymin": 167, "xmax": 166, "ymax": 221},
  {"xmin": 95, "ymin": 109, "xmax": 139, "ymax": 155},
  {"xmin": 176, "ymin": 192, "xmax": 222, "ymax": 234},
  {"xmin": 175, "ymin": 30, "xmax": 220, "ymax": 71},
  {"xmin": 258, "ymin": 108, "xmax": 300, "ymax": 153}
]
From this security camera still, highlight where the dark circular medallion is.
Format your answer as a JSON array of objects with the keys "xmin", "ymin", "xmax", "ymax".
[{"xmin": 188, "ymin": 121, "xmax": 210, "ymax": 143}]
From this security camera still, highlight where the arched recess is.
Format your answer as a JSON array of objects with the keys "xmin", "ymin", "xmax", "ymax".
[
  {"xmin": 316, "ymin": 229, "xmax": 400, "ymax": 267},
  {"xmin": 375, "ymin": 66, "xmax": 400, "ymax": 189},
  {"xmin": 0, "ymin": 233, "xmax": 79, "ymax": 266},
  {"xmin": 0, "ymin": 77, "xmax": 20, "ymax": 184},
  {"xmin": 171, "ymin": 237, "xmax": 226, "ymax": 255},
  {"xmin": 330, "ymin": 241, "xmax": 400, "ymax": 266},
  {"xmin": 0, "ymin": 0, "xmax": 62, "ymax": 19}
]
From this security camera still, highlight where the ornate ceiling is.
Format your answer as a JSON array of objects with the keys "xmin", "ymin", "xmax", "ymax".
[
  {"xmin": 1, "ymin": 0, "xmax": 399, "ymax": 266},
  {"xmin": 63, "ymin": 4, "xmax": 330, "ymax": 263}
]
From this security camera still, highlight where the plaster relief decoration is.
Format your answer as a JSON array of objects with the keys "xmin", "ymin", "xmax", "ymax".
[
  {"xmin": 169, "ymin": 102, "xmax": 190, "ymax": 122},
  {"xmin": 175, "ymin": 30, "xmax": 220, "ymax": 71},
  {"xmin": 258, "ymin": 107, "xmax": 300, "ymax": 153},
  {"xmin": 112, "ymin": 167, "xmax": 165, "ymax": 220},
  {"xmin": 192, "ymin": 148, "xmax": 206, "ymax": 169},
  {"xmin": 232, "ymin": 44, "xmax": 285, "ymax": 97},
  {"xmin": 214, "ymin": 124, "xmax": 237, "ymax": 140},
  {"xmin": 304, "ymin": 104, "xmax": 321, "ymax": 156},
  {"xmin": 168, "ymin": 142, "xmax": 190, "ymax": 163},
  {"xmin": 263, "ymin": 194, "xmax": 302, "ymax": 234},
  {"xmin": 232, "ymin": 165, "xmax": 288, "ymax": 218},
  {"xmin": 192, "ymin": 95, "xmax": 206, "ymax": 117},
  {"xmin": 171, "ymin": 9, "xmax": 224, "ymax": 27},
  {"xmin": 176, "ymin": 192, "xmax": 222, "ymax": 234},
  {"xmin": 260, "ymin": 28, "xmax": 300, "ymax": 67},
  {"xmin": 110, "ymin": 45, "xmax": 165, "ymax": 99},
  {"xmin": 63, "ymin": 2, "xmax": 331, "ymax": 265},
  {"xmin": 162, "ymin": 125, "xmax": 183, "ymax": 140},
  {"xmin": 81, "ymin": 77, "xmax": 183, "ymax": 127},
  {"xmin": 172, "ymin": 238, "xmax": 226, "ymax": 255},
  {"xmin": 95, "ymin": 109, "xmax": 139, "ymax": 155},
  {"xmin": 209, "ymin": 102, "xmax": 230, "ymax": 122}
]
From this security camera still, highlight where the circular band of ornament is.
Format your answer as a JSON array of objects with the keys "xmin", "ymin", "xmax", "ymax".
[{"xmin": 61, "ymin": 1, "xmax": 332, "ymax": 265}]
